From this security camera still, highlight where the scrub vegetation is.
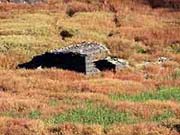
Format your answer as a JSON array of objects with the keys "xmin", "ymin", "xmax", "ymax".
[{"xmin": 0, "ymin": 0, "xmax": 179, "ymax": 134}]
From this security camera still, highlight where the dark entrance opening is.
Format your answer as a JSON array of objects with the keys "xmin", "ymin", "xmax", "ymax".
[
  {"xmin": 95, "ymin": 59, "xmax": 116, "ymax": 71},
  {"xmin": 18, "ymin": 52, "xmax": 86, "ymax": 73}
]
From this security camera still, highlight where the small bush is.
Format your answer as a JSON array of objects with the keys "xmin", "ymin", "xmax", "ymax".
[
  {"xmin": 135, "ymin": 44, "xmax": 147, "ymax": 54},
  {"xmin": 170, "ymin": 42, "xmax": 180, "ymax": 54}
]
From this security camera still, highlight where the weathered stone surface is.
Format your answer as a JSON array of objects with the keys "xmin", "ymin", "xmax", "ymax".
[
  {"xmin": 157, "ymin": 57, "xmax": 170, "ymax": 64},
  {"xmin": 53, "ymin": 42, "xmax": 110, "ymax": 57}
]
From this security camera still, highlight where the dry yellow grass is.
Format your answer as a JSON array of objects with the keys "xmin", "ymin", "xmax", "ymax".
[{"xmin": 0, "ymin": 0, "xmax": 179, "ymax": 134}]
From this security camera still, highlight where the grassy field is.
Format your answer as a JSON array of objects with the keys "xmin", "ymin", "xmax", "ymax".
[{"xmin": 0, "ymin": 0, "xmax": 179, "ymax": 134}]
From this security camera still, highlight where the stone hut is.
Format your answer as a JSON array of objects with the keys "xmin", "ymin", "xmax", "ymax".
[{"xmin": 18, "ymin": 42, "xmax": 128, "ymax": 74}]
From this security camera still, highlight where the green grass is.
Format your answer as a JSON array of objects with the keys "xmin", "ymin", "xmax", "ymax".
[
  {"xmin": 0, "ymin": 111, "xmax": 23, "ymax": 118},
  {"xmin": 135, "ymin": 43, "xmax": 147, "ymax": 54},
  {"xmin": 0, "ymin": 110, "xmax": 41, "ymax": 120},
  {"xmin": 28, "ymin": 110, "xmax": 41, "ymax": 119},
  {"xmin": 110, "ymin": 87, "xmax": 180, "ymax": 102},
  {"xmin": 152, "ymin": 110, "xmax": 175, "ymax": 122},
  {"xmin": 46, "ymin": 104, "xmax": 135, "ymax": 126},
  {"xmin": 48, "ymin": 99, "xmax": 60, "ymax": 107}
]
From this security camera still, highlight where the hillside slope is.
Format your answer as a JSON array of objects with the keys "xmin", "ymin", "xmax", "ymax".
[{"xmin": 0, "ymin": 0, "xmax": 179, "ymax": 134}]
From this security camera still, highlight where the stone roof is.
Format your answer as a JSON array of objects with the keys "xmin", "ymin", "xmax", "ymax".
[
  {"xmin": 51, "ymin": 42, "xmax": 110, "ymax": 56},
  {"xmin": 105, "ymin": 57, "xmax": 129, "ymax": 68}
]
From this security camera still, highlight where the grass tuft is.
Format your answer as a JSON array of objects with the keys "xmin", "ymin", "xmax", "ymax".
[{"xmin": 28, "ymin": 110, "xmax": 41, "ymax": 119}]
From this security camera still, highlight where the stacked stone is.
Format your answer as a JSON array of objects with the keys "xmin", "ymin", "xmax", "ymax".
[
  {"xmin": 105, "ymin": 57, "xmax": 129, "ymax": 71},
  {"xmin": 85, "ymin": 56, "xmax": 100, "ymax": 75}
]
